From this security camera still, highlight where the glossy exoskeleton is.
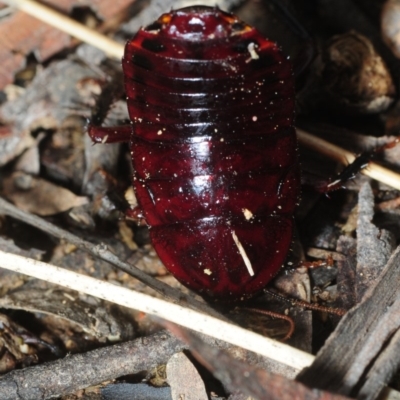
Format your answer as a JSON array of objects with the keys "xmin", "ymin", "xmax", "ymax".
[{"xmin": 89, "ymin": 6, "xmax": 300, "ymax": 301}]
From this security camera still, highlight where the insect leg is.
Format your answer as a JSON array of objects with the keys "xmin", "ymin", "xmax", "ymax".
[
  {"xmin": 88, "ymin": 125, "xmax": 132, "ymax": 144},
  {"xmin": 264, "ymin": 289, "xmax": 345, "ymax": 316},
  {"xmin": 239, "ymin": 307, "xmax": 295, "ymax": 341},
  {"xmin": 314, "ymin": 138, "xmax": 400, "ymax": 193},
  {"xmin": 125, "ymin": 206, "xmax": 147, "ymax": 226}
]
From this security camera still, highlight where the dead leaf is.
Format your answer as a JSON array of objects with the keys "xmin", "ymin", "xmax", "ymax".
[
  {"xmin": 0, "ymin": 286, "xmax": 135, "ymax": 346},
  {"xmin": 3, "ymin": 171, "xmax": 88, "ymax": 216}
]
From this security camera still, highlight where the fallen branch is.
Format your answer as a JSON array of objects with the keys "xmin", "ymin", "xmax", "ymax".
[{"xmin": 0, "ymin": 330, "xmax": 185, "ymax": 399}]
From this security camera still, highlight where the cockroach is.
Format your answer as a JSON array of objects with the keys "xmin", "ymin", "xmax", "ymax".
[{"xmin": 89, "ymin": 6, "xmax": 300, "ymax": 302}]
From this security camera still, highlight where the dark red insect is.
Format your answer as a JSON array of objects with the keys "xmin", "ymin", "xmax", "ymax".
[{"xmin": 89, "ymin": 6, "xmax": 300, "ymax": 302}]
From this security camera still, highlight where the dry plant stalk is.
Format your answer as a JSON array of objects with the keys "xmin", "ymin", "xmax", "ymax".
[{"xmin": 0, "ymin": 249, "xmax": 315, "ymax": 372}]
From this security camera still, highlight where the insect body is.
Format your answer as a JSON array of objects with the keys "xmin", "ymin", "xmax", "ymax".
[{"xmin": 89, "ymin": 6, "xmax": 300, "ymax": 301}]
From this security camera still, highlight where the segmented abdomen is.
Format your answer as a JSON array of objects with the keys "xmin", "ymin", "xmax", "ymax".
[{"xmin": 122, "ymin": 7, "xmax": 299, "ymax": 301}]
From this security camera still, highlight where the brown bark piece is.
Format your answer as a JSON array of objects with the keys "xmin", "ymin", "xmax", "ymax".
[
  {"xmin": 166, "ymin": 352, "xmax": 208, "ymax": 400},
  {"xmin": 296, "ymin": 244, "xmax": 400, "ymax": 397},
  {"xmin": 357, "ymin": 328, "xmax": 400, "ymax": 400},
  {"xmin": 356, "ymin": 182, "xmax": 394, "ymax": 301},
  {"xmin": 0, "ymin": 287, "xmax": 135, "ymax": 342},
  {"xmin": 0, "ymin": 330, "xmax": 185, "ymax": 399},
  {"xmin": 0, "ymin": 0, "xmax": 135, "ymax": 89},
  {"xmin": 335, "ymin": 235, "xmax": 357, "ymax": 310}
]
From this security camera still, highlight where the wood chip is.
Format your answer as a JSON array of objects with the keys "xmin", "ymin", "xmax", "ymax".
[{"xmin": 167, "ymin": 352, "xmax": 208, "ymax": 400}]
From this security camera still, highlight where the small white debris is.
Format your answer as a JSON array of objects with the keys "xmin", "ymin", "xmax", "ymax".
[
  {"xmin": 247, "ymin": 42, "xmax": 260, "ymax": 60},
  {"xmin": 327, "ymin": 179, "xmax": 341, "ymax": 188},
  {"xmin": 101, "ymin": 135, "xmax": 109, "ymax": 144},
  {"xmin": 252, "ymin": 116, "xmax": 258, "ymax": 122},
  {"xmin": 20, "ymin": 344, "xmax": 30, "ymax": 354},
  {"xmin": 157, "ymin": 130, "xmax": 162, "ymax": 135},
  {"xmin": 232, "ymin": 231, "xmax": 254, "ymax": 277},
  {"xmin": 242, "ymin": 208, "xmax": 253, "ymax": 220},
  {"xmin": 204, "ymin": 269, "xmax": 212, "ymax": 275}
]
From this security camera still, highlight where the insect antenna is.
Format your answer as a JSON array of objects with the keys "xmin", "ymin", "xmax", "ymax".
[
  {"xmin": 264, "ymin": 289, "xmax": 346, "ymax": 316},
  {"xmin": 238, "ymin": 307, "xmax": 295, "ymax": 342}
]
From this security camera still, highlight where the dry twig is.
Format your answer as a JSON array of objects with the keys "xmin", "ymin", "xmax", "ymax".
[{"xmin": 0, "ymin": 330, "xmax": 185, "ymax": 399}]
